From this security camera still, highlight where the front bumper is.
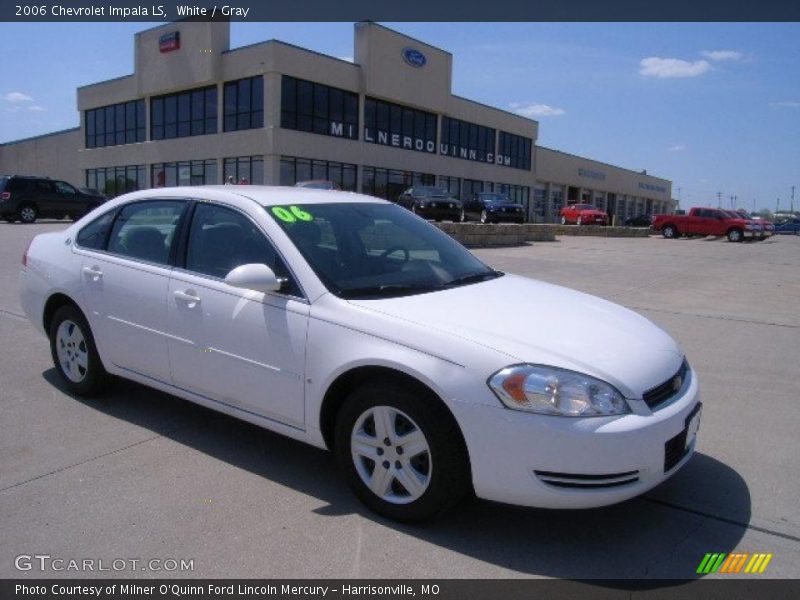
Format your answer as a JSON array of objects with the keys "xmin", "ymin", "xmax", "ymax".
[
  {"xmin": 416, "ymin": 205, "xmax": 462, "ymax": 221},
  {"xmin": 451, "ymin": 367, "xmax": 701, "ymax": 509}
]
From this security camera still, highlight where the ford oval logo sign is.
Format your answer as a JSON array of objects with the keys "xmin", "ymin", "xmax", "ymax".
[{"xmin": 402, "ymin": 47, "xmax": 427, "ymax": 68}]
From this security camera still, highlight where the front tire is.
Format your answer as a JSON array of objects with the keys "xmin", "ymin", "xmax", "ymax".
[
  {"xmin": 334, "ymin": 381, "xmax": 470, "ymax": 522},
  {"xmin": 560, "ymin": 216, "xmax": 567, "ymax": 225},
  {"xmin": 480, "ymin": 210, "xmax": 488, "ymax": 224},
  {"xmin": 49, "ymin": 305, "xmax": 108, "ymax": 396}
]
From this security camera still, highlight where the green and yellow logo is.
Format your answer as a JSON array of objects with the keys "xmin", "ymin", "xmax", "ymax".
[{"xmin": 696, "ymin": 552, "xmax": 773, "ymax": 574}]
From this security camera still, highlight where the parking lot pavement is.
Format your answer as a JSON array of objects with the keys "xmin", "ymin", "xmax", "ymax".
[{"xmin": 1, "ymin": 221, "xmax": 798, "ymax": 580}]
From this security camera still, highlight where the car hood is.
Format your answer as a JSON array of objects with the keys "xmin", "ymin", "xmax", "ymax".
[
  {"xmin": 347, "ymin": 274, "xmax": 682, "ymax": 397},
  {"xmin": 578, "ymin": 209, "xmax": 607, "ymax": 216}
]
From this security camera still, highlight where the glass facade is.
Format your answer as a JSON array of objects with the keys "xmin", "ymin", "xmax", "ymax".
[
  {"xmin": 281, "ymin": 75, "xmax": 358, "ymax": 140},
  {"xmin": 533, "ymin": 185, "xmax": 547, "ymax": 218},
  {"xmin": 151, "ymin": 85, "xmax": 217, "ymax": 140},
  {"xmin": 364, "ymin": 97, "xmax": 437, "ymax": 154},
  {"xmin": 151, "ymin": 160, "xmax": 218, "ymax": 187},
  {"xmin": 497, "ymin": 131, "xmax": 532, "ymax": 170},
  {"xmin": 223, "ymin": 76, "xmax": 264, "ymax": 132},
  {"xmin": 85, "ymin": 165, "xmax": 146, "ymax": 197},
  {"xmin": 279, "ymin": 156, "xmax": 357, "ymax": 191},
  {"xmin": 549, "ymin": 184, "xmax": 565, "ymax": 216},
  {"xmin": 362, "ymin": 166, "xmax": 434, "ymax": 201},
  {"xmin": 223, "ymin": 156, "xmax": 264, "ymax": 185},
  {"xmin": 85, "ymin": 100, "xmax": 145, "ymax": 148},
  {"xmin": 440, "ymin": 116, "xmax": 495, "ymax": 164}
]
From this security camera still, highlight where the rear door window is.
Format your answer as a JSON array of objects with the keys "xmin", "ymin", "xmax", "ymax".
[{"xmin": 107, "ymin": 201, "xmax": 186, "ymax": 265}]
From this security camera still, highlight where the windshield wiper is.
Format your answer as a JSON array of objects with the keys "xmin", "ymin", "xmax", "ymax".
[
  {"xmin": 340, "ymin": 283, "xmax": 438, "ymax": 299},
  {"xmin": 442, "ymin": 270, "xmax": 503, "ymax": 288}
]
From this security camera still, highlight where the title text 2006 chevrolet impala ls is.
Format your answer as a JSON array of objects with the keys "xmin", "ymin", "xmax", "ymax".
[{"xmin": 20, "ymin": 187, "xmax": 701, "ymax": 521}]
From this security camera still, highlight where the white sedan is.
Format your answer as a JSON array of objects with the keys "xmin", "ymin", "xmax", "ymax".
[{"xmin": 19, "ymin": 186, "xmax": 701, "ymax": 521}]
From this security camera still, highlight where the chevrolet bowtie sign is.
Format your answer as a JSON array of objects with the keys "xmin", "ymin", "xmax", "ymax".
[{"xmin": 159, "ymin": 31, "xmax": 181, "ymax": 53}]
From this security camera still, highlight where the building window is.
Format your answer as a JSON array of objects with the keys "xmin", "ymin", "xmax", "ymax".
[
  {"xmin": 279, "ymin": 156, "xmax": 357, "ymax": 191},
  {"xmin": 362, "ymin": 166, "xmax": 434, "ymax": 201},
  {"xmin": 85, "ymin": 165, "xmax": 146, "ymax": 197},
  {"xmin": 440, "ymin": 116, "xmax": 496, "ymax": 164},
  {"xmin": 223, "ymin": 76, "xmax": 264, "ymax": 132},
  {"xmin": 498, "ymin": 131, "xmax": 532, "ymax": 170},
  {"xmin": 223, "ymin": 156, "xmax": 264, "ymax": 185},
  {"xmin": 363, "ymin": 97, "xmax": 437, "ymax": 154},
  {"xmin": 85, "ymin": 100, "xmax": 145, "ymax": 149},
  {"xmin": 439, "ymin": 176, "xmax": 461, "ymax": 199},
  {"xmin": 533, "ymin": 185, "xmax": 547, "ymax": 218},
  {"xmin": 151, "ymin": 160, "xmax": 218, "ymax": 187},
  {"xmin": 549, "ymin": 185, "xmax": 565, "ymax": 216},
  {"xmin": 151, "ymin": 85, "xmax": 217, "ymax": 140},
  {"xmin": 281, "ymin": 75, "xmax": 358, "ymax": 140}
]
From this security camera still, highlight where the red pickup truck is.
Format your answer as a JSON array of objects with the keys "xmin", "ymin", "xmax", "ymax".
[{"xmin": 651, "ymin": 207, "xmax": 756, "ymax": 242}]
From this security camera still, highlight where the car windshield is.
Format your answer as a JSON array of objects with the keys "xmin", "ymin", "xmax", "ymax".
[
  {"xmin": 479, "ymin": 194, "xmax": 511, "ymax": 204},
  {"xmin": 414, "ymin": 187, "xmax": 451, "ymax": 197},
  {"xmin": 573, "ymin": 204, "xmax": 596, "ymax": 211},
  {"xmin": 268, "ymin": 202, "xmax": 501, "ymax": 299}
]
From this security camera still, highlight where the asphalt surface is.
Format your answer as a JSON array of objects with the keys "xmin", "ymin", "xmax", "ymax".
[{"xmin": 1, "ymin": 221, "xmax": 798, "ymax": 582}]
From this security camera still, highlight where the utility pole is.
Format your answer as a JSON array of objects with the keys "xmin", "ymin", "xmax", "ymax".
[
  {"xmin": 730, "ymin": 195, "xmax": 734, "ymax": 209},
  {"xmin": 792, "ymin": 185, "xmax": 795, "ymax": 214},
  {"xmin": 734, "ymin": 195, "xmax": 738, "ymax": 210},
  {"xmin": 717, "ymin": 191, "xmax": 722, "ymax": 208}
]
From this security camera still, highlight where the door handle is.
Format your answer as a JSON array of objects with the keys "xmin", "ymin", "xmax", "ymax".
[
  {"xmin": 82, "ymin": 266, "xmax": 103, "ymax": 280},
  {"xmin": 174, "ymin": 290, "xmax": 201, "ymax": 305}
]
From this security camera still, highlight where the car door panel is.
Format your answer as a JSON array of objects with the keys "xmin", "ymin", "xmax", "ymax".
[
  {"xmin": 165, "ymin": 201, "xmax": 309, "ymax": 428},
  {"xmin": 78, "ymin": 199, "xmax": 186, "ymax": 383},
  {"xmin": 167, "ymin": 273, "xmax": 308, "ymax": 426}
]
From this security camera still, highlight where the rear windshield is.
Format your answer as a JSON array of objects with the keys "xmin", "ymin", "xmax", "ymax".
[{"xmin": 0, "ymin": 177, "xmax": 7, "ymax": 191}]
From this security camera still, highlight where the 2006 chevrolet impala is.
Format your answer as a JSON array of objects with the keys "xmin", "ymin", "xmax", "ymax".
[{"xmin": 19, "ymin": 187, "xmax": 701, "ymax": 521}]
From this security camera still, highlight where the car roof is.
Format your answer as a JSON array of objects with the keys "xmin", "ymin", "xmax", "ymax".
[{"xmin": 128, "ymin": 185, "xmax": 388, "ymax": 207}]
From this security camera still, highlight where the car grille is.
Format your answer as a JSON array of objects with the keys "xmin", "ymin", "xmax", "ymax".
[
  {"xmin": 643, "ymin": 360, "xmax": 689, "ymax": 410},
  {"xmin": 663, "ymin": 402, "xmax": 701, "ymax": 472},
  {"xmin": 534, "ymin": 470, "xmax": 640, "ymax": 490}
]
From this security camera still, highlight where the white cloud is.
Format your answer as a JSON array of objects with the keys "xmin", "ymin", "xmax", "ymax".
[
  {"xmin": 769, "ymin": 101, "xmax": 800, "ymax": 109},
  {"xmin": 701, "ymin": 50, "xmax": 743, "ymax": 61},
  {"xmin": 639, "ymin": 57, "xmax": 711, "ymax": 78},
  {"xmin": 2, "ymin": 92, "xmax": 33, "ymax": 103},
  {"xmin": 509, "ymin": 102, "xmax": 566, "ymax": 117},
  {"xmin": 668, "ymin": 144, "xmax": 686, "ymax": 152},
  {"xmin": 27, "ymin": 105, "xmax": 45, "ymax": 112}
]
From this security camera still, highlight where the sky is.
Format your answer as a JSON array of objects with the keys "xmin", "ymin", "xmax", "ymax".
[{"xmin": 0, "ymin": 21, "xmax": 798, "ymax": 212}]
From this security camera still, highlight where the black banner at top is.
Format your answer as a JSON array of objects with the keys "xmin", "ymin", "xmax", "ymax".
[{"xmin": 0, "ymin": 0, "xmax": 799, "ymax": 22}]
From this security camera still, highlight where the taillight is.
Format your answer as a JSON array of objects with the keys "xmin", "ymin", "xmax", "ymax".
[
  {"xmin": 0, "ymin": 191, "xmax": 10, "ymax": 201},
  {"xmin": 22, "ymin": 239, "xmax": 32, "ymax": 267}
]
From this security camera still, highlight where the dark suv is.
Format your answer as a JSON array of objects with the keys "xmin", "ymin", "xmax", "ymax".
[
  {"xmin": 396, "ymin": 186, "xmax": 464, "ymax": 222},
  {"xmin": 1, "ymin": 175, "xmax": 107, "ymax": 224}
]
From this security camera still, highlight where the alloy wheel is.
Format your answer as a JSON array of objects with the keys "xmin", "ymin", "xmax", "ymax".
[
  {"xmin": 350, "ymin": 405, "xmax": 432, "ymax": 504},
  {"xmin": 55, "ymin": 320, "xmax": 89, "ymax": 383}
]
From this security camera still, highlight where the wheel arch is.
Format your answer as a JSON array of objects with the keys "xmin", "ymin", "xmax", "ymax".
[
  {"xmin": 42, "ymin": 292, "xmax": 83, "ymax": 335},
  {"xmin": 318, "ymin": 365, "xmax": 469, "ymax": 464}
]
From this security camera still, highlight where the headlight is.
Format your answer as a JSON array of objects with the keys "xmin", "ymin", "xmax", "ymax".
[{"xmin": 488, "ymin": 365, "xmax": 631, "ymax": 417}]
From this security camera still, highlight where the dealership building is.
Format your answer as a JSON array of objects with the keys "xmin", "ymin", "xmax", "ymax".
[{"xmin": 0, "ymin": 20, "xmax": 675, "ymax": 222}]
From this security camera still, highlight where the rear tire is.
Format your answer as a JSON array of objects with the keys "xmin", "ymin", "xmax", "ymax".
[
  {"xmin": 480, "ymin": 210, "xmax": 488, "ymax": 224},
  {"xmin": 49, "ymin": 304, "xmax": 109, "ymax": 396},
  {"xmin": 662, "ymin": 224, "xmax": 678, "ymax": 239},
  {"xmin": 19, "ymin": 204, "xmax": 38, "ymax": 224},
  {"xmin": 560, "ymin": 216, "xmax": 567, "ymax": 225},
  {"xmin": 334, "ymin": 381, "xmax": 470, "ymax": 522}
]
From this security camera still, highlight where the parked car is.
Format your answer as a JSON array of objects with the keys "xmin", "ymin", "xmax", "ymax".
[
  {"xmin": 396, "ymin": 186, "xmax": 464, "ymax": 222},
  {"xmin": 295, "ymin": 180, "xmax": 341, "ymax": 191},
  {"xmin": 651, "ymin": 207, "xmax": 756, "ymax": 242},
  {"xmin": 560, "ymin": 203, "xmax": 608, "ymax": 225},
  {"xmin": 464, "ymin": 192, "xmax": 525, "ymax": 224},
  {"xmin": 20, "ymin": 186, "xmax": 700, "ymax": 522},
  {"xmin": 624, "ymin": 214, "xmax": 652, "ymax": 227},
  {"xmin": 774, "ymin": 217, "xmax": 800, "ymax": 235},
  {"xmin": 1, "ymin": 175, "xmax": 107, "ymax": 223}
]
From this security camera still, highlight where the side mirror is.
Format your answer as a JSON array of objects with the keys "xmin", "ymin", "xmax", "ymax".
[{"xmin": 224, "ymin": 263, "xmax": 283, "ymax": 293}]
